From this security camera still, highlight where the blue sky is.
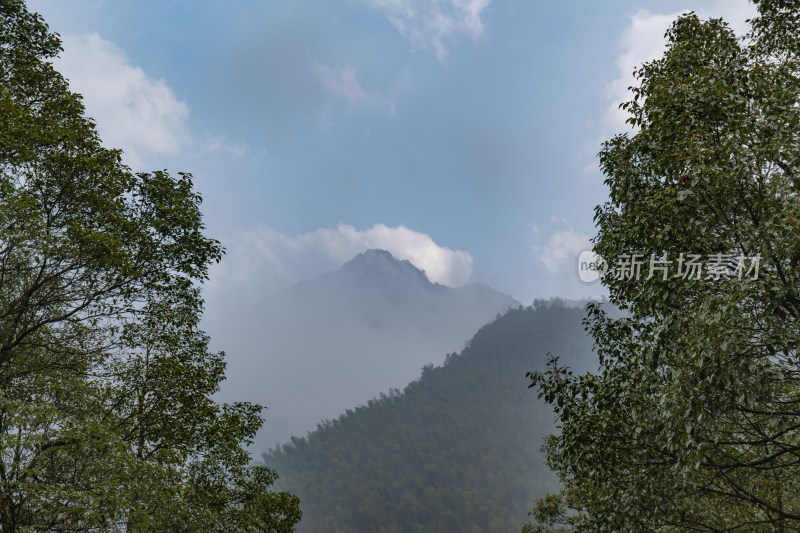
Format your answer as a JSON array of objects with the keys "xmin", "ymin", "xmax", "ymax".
[{"xmin": 27, "ymin": 0, "xmax": 757, "ymax": 303}]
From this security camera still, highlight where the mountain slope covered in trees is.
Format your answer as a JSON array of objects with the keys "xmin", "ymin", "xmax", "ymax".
[{"xmin": 263, "ymin": 300, "xmax": 597, "ymax": 532}]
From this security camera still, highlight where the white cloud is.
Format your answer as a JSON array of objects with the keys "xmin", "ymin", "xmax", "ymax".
[
  {"xmin": 313, "ymin": 63, "xmax": 390, "ymax": 111},
  {"xmin": 366, "ymin": 0, "xmax": 491, "ymax": 61},
  {"xmin": 534, "ymin": 216, "xmax": 591, "ymax": 274},
  {"xmin": 55, "ymin": 33, "xmax": 190, "ymax": 167},
  {"xmin": 212, "ymin": 223, "xmax": 473, "ymax": 300},
  {"xmin": 597, "ymin": 0, "xmax": 757, "ymax": 147}
]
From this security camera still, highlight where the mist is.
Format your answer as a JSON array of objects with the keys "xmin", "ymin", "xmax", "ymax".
[{"xmin": 204, "ymin": 249, "xmax": 518, "ymax": 450}]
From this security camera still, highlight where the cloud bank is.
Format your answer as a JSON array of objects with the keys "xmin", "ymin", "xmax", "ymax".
[
  {"xmin": 212, "ymin": 223, "xmax": 474, "ymax": 302},
  {"xmin": 55, "ymin": 33, "xmax": 190, "ymax": 166}
]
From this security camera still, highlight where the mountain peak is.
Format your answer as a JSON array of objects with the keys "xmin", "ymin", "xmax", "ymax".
[
  {"xmin": 351, "ymin": 248, "xmax": 398, "ymax": 264},
  {"xmin": 339, "ymin": 249, "xmax": 432, "ymax": 285}
]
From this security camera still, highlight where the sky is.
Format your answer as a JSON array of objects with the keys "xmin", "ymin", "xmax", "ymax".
[
  {"xmin": 26, "ymin": 0, "xmax": 757, "ymax": 305},
  {"xmin": 22, "ymin": 0, "xmax": 764, "ymax": 446}
]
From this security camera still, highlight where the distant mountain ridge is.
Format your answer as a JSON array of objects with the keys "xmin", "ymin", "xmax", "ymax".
[
  {"xmin": 217, "ymin": 249, "xmax": 519, "ymax": 448},
  {"xmin": 284, "ymin": 249, "xmax": 519, "ymax": 329}
]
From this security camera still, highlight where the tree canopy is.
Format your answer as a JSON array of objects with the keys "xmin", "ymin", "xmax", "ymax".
[
  {"xmin": 529, "ymin": 2, "xmax": 800, "ymax": 531},
  {"xmin": 0, "ymin": 1, "xmax": 300, "ymax": 530}
]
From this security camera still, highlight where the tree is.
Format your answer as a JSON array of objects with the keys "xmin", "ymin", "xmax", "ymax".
[
  {"xmin": 529, "ymin": 3, "xmax": 800, "ymax": 531},
  {"xmin": 0, "ymin": 1, "xmax": 300, "ymax": 530}
]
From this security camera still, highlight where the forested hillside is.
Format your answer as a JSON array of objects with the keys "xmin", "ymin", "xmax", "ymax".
[{"xmin": 263, "ymin": 300, "xmax": 597, "ymax": 532}]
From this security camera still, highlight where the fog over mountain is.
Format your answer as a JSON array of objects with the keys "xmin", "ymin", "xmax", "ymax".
[
  {"xmin": 208, "ymin": 249, "xmax": 519, "ymax": 449},
  {"xmin": 263, "ymin": 300, "xmax": 597, "ymax": 532}
]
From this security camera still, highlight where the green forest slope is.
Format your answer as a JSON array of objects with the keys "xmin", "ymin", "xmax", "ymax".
[{"xmin": 262, "ymin": 300, "xmax": 597, "ymax": 532}]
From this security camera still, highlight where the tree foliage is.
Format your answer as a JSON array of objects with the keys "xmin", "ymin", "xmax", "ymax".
[
  {"xmin": 529, "ymin": 3, "xmax": 800, "ymax": 531},
  {"xmin": 0, "ymin": 1, "xmax": 300, "ymax": 530}
]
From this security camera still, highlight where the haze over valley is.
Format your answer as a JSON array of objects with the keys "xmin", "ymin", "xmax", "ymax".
[{"xmin": 209, "ymin": 249, "xmax": 519, "ymax": 448}]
